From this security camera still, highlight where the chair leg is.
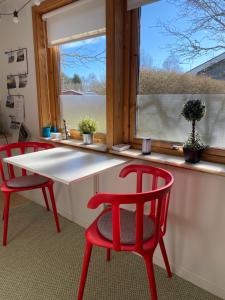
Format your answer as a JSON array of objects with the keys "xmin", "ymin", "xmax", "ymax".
[
  {"xmin": 159, "ymin": 238, "xmax": 172, "ymax": 278},
  {"xmin": 47, "ymin": 185, "xmax": 61, "ymax": 233},
  {"xmin": 143, "ymin": 254, "xmax": 158, "ymax": 300},
  {"xmin": 78, "ymin": 242, "xmax": 93, "ymax": 300},
  {"xmin": 42, "ymin": 187, "xmax": 50, "ymax": 211},
  {"xmin": 3, "ymin": 192, "xmax": 11, "ymax": 246},
  {"xmin": 106, "ymin": 248, "xmax": 111, "ymax": 262}
]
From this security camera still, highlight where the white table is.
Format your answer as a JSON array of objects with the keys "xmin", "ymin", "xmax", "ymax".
[
  {"xmin": 4, "ymin": 147, "xmax": 129, "ymax": 186},
  {"xmin": 4, "ymin": 146, "xmax": 130, "ymax": 227}
]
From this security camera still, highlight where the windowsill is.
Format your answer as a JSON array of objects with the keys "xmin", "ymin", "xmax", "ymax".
[
  {"xmin": 109, "ymin": 149, "xmax": 225, "ymax": 177},
  {"xmin": 40, "ymin": 137, "xmax": 225, "ymax": 177},
  {"xmin": 40, "ymin": 137, "xmax": 107, "ymax": 152}
]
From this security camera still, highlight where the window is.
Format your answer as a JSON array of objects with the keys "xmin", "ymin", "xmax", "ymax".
[
  {"xmin": 136, "ymin": 1, "xmax": 225, "ymax": 148},
  {"xmin": 59, "ymin": 35, "xmax": 106, "ymax": 133},
  {"xmin": 33, "ymin": 0, "xmax": 125, "ymax": 148}
]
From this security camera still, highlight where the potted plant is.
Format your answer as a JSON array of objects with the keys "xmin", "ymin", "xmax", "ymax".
[
  {"xmin": 78, "ymin": 117, "xmax": 97, "ymax": 145},
  {"xmin": 181, "ymin": 99, "xmax": 206, "ymax": 163}
]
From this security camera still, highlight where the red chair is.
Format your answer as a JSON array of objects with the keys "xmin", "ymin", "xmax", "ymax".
[
  {"xmin": 78, "ymin": 164, "xmax": 174, "ymax": 300},
  {"xmin": 0, "ymin": 142, "xmax": 61, "ymax": 246}
]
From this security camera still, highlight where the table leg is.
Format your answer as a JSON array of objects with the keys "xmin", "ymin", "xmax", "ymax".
[
  {"xmin": 93, "ymin": 174, "xmax": 99, "ymax": 194},
  {"xmin": 94, "ymin": 174, "xmax": 109, "ymax": 210},
  {"xmin": 93, "ymin": 174, "xmax": 107, "ymax": 210},
  {"xmin": 66, "ymin": 184, "xmax": 75, "ymax": 220}
]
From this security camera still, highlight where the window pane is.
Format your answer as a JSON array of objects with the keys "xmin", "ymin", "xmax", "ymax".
[
  {"xmin": 60, "ymin": 36, "xmax": 106, "ymax": 133},
  {"xmin": 137, "ymin": 1, "xmax": 225, "ymax": 148}
]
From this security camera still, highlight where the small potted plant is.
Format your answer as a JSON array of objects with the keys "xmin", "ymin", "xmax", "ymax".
[
  {"xmin": 181, "ymin": 99, "xmax": 206, "ymax": 163},
  {"xmin": 78, "ymin": 117, "xmax": 97, "ymax": 145}
]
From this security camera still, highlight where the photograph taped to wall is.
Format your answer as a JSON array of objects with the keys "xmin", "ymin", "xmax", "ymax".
[
  {"xmin": 18, "ymin": 122, "xmax": 31, "ymax": 142},
  {"xmin": 6, "ymin": 95, "xmax": 14, "ymax": 108},
  {"xmin": 19, "ymin": 73, "xmax": 27, "ymax": 88},
  {"xmin": 6, "ymin": 48, "xmax": 28, "ymax": 76},
  {"xmin": 10, "ymin": 121, "xmax": 20, "ymax": 130},
  {"xmin": 5, "ymin": 95, "xmax": 25, "ymax": 127},
  {"xmin": 17, "ymin": 49, "xmax": 25, "ymax": 62},
  {"xmin": 8, "ymin": 53, "xmax": 14, "ymax": 63},
  {"xmin": 7, "ymin": 75, "xmax": 16, "ymax": 89},
  {"xmin": 14, "ymin": 95, "xmax": 25, "ymax": 121},
  {"xmin": 9, "ymin": 115, "xmax": 20, "ymax": 130}
]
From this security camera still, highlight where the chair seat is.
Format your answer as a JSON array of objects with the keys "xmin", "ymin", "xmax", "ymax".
[
  {"xmin": 6, "ymin": 175, "xmax": 49, "ymax": 188},
  {"xmin": 97, "ymin": 209, "xmax": 155, "ymax": 245}
]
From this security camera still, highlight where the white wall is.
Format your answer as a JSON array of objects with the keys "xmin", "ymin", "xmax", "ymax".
[
  {"xmin": 0, "ymin": 0, "xmax": 39, "ymax": 140},
  {"xmin": 0, "ymin": 1, "xmax": 224, "ymax": 299}
]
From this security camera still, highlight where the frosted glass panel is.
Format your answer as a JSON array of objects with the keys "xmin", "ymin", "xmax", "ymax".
[
  {"xmin": 136, "ymin": 94, "xmax": 225, "ymax": 147},
  {"xmin": 61, "ymin": 95, "xmax": 106, "ymax": 133}
]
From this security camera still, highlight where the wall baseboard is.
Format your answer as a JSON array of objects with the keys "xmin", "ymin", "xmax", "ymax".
[{"xmin": 153, "ymin": 255, "xmax": 225, "ymax": 299}]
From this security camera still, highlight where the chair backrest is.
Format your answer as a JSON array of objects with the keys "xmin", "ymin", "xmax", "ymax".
[
  {"xmin": 0, "ymin": 142, "xmax": 54, "ymax": 181},
  {"xmin": 88, "ymin": 164, "xmax": 174, "ymax": 251}
]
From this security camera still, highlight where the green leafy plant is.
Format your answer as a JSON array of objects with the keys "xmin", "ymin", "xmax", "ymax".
[
  {"xmin": 78, "ymin": 117, "xmax": 97, "ymax": 134},
  {"xmin": 181, "ymin": 99, "xmax": 206, "ymax": 150},
  {"xmin": 182, "ymin": 134, "xmax": 206, "ymax": 150}
]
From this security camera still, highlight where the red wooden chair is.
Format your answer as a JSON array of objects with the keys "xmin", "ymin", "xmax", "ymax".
[
  {"xmin": 78, "ymin": 164, "xmax": 174, "ymax": 300},
  {"xmin": 0, "ymin": 142, "xmax": 61, "ymax": 246}
]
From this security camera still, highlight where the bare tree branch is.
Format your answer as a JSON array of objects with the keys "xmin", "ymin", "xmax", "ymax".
[
  {"xmin": 159, "ymin": 0, "xmax": 225, "ymax": 60},
  {"xmin": 60, "ymin": 43, "xmax": 105, "ymax": 68}
]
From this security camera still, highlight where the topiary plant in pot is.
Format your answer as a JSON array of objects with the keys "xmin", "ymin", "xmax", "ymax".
[
  {"xmin": 78, "ymin": 117, "xmax": 97, "ymax": 145},
  {"xmin": 181, "ymin": 99, "xmax": 206, "ymax": 163}
]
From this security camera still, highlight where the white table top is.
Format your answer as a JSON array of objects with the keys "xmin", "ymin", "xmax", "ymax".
[{"xmin": 4, "ymin": 147, "xmax": 129, "ymax": 185}]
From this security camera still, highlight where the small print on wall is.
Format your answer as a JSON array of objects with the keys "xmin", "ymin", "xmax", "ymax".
[
  {"xmin": 19, "ymin": 74, "xmax": 27, "ymax": 88},
  {"xmin": 6, "ymin": 95, "xmax": 14, "ymax": 108},
  {"xmin": 8, "ymin": 53, "xmax": 14, "ymax": 63},
  {"xmin": 9, "ymin": 115, "xmax": 20, "ymax": 130},
  {"xmin": 17, "ymin": 49, "xmax": 25, "ymax": 62},
  {"xmin": 7, "ymin": 75, "xmax": 16, "ymax": 89},
  {"xmin": 19, "ymin": 123, "xmax": 31, "ymax": 142}
]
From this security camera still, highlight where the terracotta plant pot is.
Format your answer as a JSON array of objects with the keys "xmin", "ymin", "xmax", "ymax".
[{"xmin": 183, "ymin": 147, "xmax": 203, "ymax": 163}]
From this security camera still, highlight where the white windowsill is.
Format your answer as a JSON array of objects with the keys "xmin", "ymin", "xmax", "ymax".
[
  {"xmin": 40, "ymin": 137, "xmax": 225, "ymax": 177},
  {"xmin": 40, "ymin": 137, "xmax": 107, "ymax": 152},
  {"xmin": 109, "ymin": 149, "xmax": 225, "ymax": 177}
]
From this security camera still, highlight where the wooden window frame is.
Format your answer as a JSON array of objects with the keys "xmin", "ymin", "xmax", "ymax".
[
  {"xmin": 126, "ymin": 7, "xmax": 225, "ymax": 164},
  {"xmin": 32, "ymin": 0, "xmax": 126, "ymax": 147},
  {"xmin": 33, "ymin": 0, "xmax": 225, "ymax": 163},
  {"xmin": 32, "ymin": 0, "xmax": 71, "ymax": 130}
]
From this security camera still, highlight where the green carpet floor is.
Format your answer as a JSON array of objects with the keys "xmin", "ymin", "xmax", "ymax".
[{"xmin": 0, "ymin": 202, "xmax": 221, "ymax": 300}]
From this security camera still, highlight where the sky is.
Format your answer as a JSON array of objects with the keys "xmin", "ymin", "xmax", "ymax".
[
  {"xmin": 60, "ymin": 36, "xmax": 106, "ymax": 79},
  {"xmin": 140, "ymin": 0, "xmax": 223, "ymax": 72},
  {"xmin": 61, "ymin": 0, "xmax": 223, "ymax": 78}
]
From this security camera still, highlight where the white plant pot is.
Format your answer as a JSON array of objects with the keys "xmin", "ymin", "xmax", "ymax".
[{"xmin": 83, "ymin": 133, "xmax": 93, "ymax": 145}]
